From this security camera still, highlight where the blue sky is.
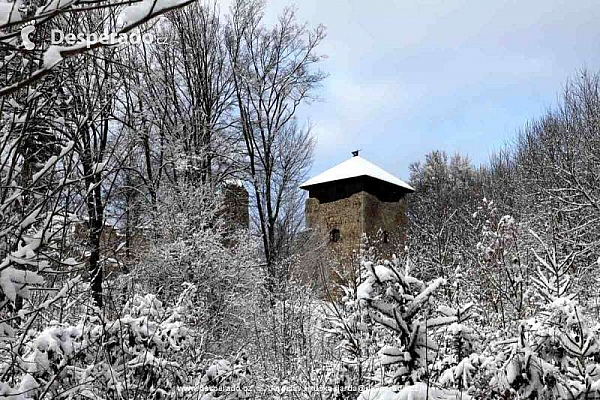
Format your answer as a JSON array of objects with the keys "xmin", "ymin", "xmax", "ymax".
[{"xmin": 257, "ymin": 0, "xmax": 600, "ymax": 181}]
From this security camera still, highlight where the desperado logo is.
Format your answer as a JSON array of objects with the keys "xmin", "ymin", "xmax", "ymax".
[
  {"xmin": 19, "ymin": 22, "xmax": 166, "ymax": 50},
  {"xmin": 50, "ymin": 29, "xmax": 165, "ymax": 47},
  {"xmin": 21, "ymin": 21, "xmax": 36, "ymax": 50}
]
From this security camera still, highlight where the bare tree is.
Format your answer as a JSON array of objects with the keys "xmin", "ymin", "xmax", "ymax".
[
  {"xmin": 509, "ymin": 71, "xmax": 600, "ymax": 298},
  {"xmin": 129, "ymin": 1, "xmax": 240, "ymax": 188},
  {"xmin": 226, "ymin": 0, "xmax": 326, "ymax": 289},
  {"xmin": 407, "ymin": 151, "xmax": 482, "ymax": 282}
]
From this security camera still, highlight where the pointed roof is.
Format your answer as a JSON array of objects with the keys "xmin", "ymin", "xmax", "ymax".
[{"xmin": 300, "ymin": 155, "xmax": 415, "ymax": 192}]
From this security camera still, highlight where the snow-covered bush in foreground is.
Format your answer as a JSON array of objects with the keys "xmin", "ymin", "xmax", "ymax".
[
  {"xmin": 0, "ymin": 284, "xmax": 195, "ymax": 399},
  {"xmin": 321, "ymin": 240, "xmax": 391, "ymax": 392},
  {"xmin": 196, "ymin": 357, "xmax": 252, "ymax": 400},
  {"xmin": 358, "ymin": 256, "xmax": 447, "ymax": 384},
  {"xmin": 357, "ymin": 383, "xmax": 470, "ymax": 400},
  {"xmin": 486, "ymin": 234, "xmax": 600, "ymax": 399}
]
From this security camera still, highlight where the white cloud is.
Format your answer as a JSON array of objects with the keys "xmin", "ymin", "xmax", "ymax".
[{"xmin": 219, "ymin": 0, "xmax": 600, "ymax": 179}]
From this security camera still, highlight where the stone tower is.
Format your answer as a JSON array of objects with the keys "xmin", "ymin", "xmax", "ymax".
[
  {"xmin": 300, "ymin": 153, "xmax": 414, "ymax": 261},
  {"xmin": 222, "ymin": 181, "xmax": 249, "ymax": 229}
]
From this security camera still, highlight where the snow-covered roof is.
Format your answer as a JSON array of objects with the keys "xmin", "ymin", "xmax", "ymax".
[{"xmin": 300, "ymin": 156, "xmax": 415, "ymax": 192}]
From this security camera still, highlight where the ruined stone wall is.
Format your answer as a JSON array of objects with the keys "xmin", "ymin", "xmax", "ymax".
[
  {"xmin": 305, "ymin": 192, "xmax": 363, "ymax": 264},
  {"xmin": 362, "ymin": 191, "xmax": 408, "ymax": 259},
  {"xmin": 223, "ymin": 184, "xmax": 249, "ymax": 229},
  {"xmin": 305, "ymin": 190, "xmax": 408, "ymax": 262}
]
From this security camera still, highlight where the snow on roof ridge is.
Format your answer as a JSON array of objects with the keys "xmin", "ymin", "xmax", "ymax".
[{"xmin": 300, "ymin": 156, "xmax": 415, "ymax": 191}]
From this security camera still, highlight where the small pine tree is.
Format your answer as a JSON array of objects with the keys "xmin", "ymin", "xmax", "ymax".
[{"xmin": 356, "ymin": 250, "xmax": 469, "ymax": 387}]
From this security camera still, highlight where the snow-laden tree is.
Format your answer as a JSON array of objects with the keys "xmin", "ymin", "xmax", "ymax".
[
  {"xmin": 407, "ymin": 151, "xmax": 482, "ymax": 283},
  {"xmin": 321, "ymin": 237, "xmax": 391, "ymax": 395},
  {"xmin": 487, "ymin": 233, "xmax": 600, "ymax": 399},
  {"xmin": 130, "ymin": 180, "xmax": 262, "ymax": 355},
  {"xmin": 472, "ymin": 198, "xmax": 535, "ymax": 329},
  {"xmin": 433, "ymin": 264, "xmax": 480, "ymax": 394},
  {"xmin": 119, "ymin": 0, "xmax": 242, "ymax": 191},
  {"xmin": 483, "ymin": 71, "xmax": 600, "ymax": 303},
  {"xmin": 354, "ymin": 251, "xmax": 475, "ymax": 397},
  {"xmin": 226, "ymin": 0, "xmax": 325, "ymax": 289},
  {"xmin": 0, "ymin": 282, "xmax": 195, "ymax": 398}
]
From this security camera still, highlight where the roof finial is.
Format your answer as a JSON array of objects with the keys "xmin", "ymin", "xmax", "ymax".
[{"xmin": 352, "ymin": 149, "xmax": 361, "ymax": 157}]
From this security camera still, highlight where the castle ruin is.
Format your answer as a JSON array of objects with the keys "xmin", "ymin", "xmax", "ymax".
[{"xmin": 300, "ymin": 153, "xmax": 414, "ymax": 262}]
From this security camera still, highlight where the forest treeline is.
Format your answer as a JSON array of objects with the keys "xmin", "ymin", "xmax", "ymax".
[
  {"xmin": 409, "ymin": 72, "xmax": 600, "ymax": 322},
  {"xmin": 1, "ymin": 0, "xmax": 600, "ymax": 397}
]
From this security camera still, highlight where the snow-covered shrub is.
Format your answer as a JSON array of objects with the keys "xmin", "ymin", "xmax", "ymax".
[
  {"xmin": 358, "ymin": 382, "xmax": 474, "ymax": 400},
  {"xmin": 323, "ymin": 278, "xmax": 382, "ymax": 391},
  {"xmin": 436, "ymin": 304, "xmax": 481, "ymax": 390},
  {"xmin": 487, "ymin": 234, "xmax": 600, "ymax": 399},
  {"xmin": 473, "ymin": 198, "xmax": 534, "ymax": 330},
  {"xmin": 131, "ymin": 182, "xmax": 262, "ymax": 354},
  {"xmin": 196, "ymin": 357, "xmax": 252, "ymax": 400},
  {"xmin": 1, "ymin": 283, "xmax": 195, "ymax": 399},
  {"xmin": 431, "ymin": 265, "xmax": 483, "ymax": 394},
  {"xmin": 247, "ymin": 279, "xmax": 329, "ymax": 395},
  {"xmin": 321, "ymin": 237, "xmax": 394, "ymax": 393}
]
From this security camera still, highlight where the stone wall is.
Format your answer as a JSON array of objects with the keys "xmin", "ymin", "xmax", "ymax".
[
  {"xmin": 223, "ymin": 183, "xmax": 249, "ymax": 229},
  {"xmin": 306, "ymin": 192, "xmax": 363, "ymax": 263},
  {"xmin": 362, "ymin": 191, "xmax": 408, "ymax": 259},
  {"xmin": 305, "ymin": 190, "xmax": 408, "ymax": 263}
]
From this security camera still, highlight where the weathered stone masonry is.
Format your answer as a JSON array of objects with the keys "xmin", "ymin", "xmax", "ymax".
[
  {"xmin": 300, "ymin": 155, "xmax": 414, "ymax": 263},
  {"xmin": 305, "ymin": 187, "xmax": 409, "ymax": 261}
]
